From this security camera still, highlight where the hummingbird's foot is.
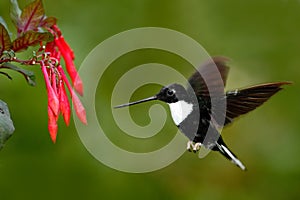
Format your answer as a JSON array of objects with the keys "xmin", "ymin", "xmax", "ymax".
[
  {"xmin": 186, "ymin": 141, "xmax": 202, "ymax": 152},
  {"xmin": 186, "ymin": 141, "xmax": 194, "ymax": 152},
  {"xmin": 193, "ymin": 143, "xmax": 201, "ymax": 153}
]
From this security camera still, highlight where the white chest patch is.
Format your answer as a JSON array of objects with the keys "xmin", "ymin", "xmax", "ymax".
[{"xmin": 168, "ymin": 100, "xmax": 193, "ymax": 126}]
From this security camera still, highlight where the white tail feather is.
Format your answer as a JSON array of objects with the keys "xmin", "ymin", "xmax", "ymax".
[{"xmin": 221, "ymin": 145, "xmax": 246, "ymax": 170}]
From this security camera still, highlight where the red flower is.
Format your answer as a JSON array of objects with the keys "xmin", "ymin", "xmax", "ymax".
[
  {"xmin": 53, "ymin": 25, "xmax": 83, "ymax": 96},
  {"xmin": 48, "ymin": 105, "xmax": 58, "ymax": 143},
  {"xmin": 58, "ymin": 65, "xmax": 87, "ymax": 125},
  {"xmin": 41, "ymin": 25, "xmax": 87, "ymax": 143},
  {"xmin": 58, "ymin": 80, "xmax": 71, "ymax": 126},
  {"xmin": 0, "ymin": 0, "xmax": 87, "ymax": 143}
]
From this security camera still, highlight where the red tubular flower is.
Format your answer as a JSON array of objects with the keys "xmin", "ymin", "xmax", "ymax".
[
  {"xmin": 58, "ymin": 65, "xmax": 87, "ymax": 125},
  {"xmin": 41, "ymin": 63, "xmax": 60, "ymax": 143},
  {"xmin": 58, "ymin": 80, "xmax": 71, "ymax": 126},
  {"xmin": 41, "ymin": 60, "xmax": 87, "ymax": 142},
  {"xmin": 48, "ymin": 106, "xmax": 58, "ymax": 143},
  {"xmin": 45, "ymin": 41, "xmax": 61, "ymax": 60},
  {"xmin": 38, "ymin": 23, "xmax": 88, "ymax": 142},
  {"xmin": 5, "ymin": 0, "xmax": 86, "ymax": 143},
  {"xmin": 51, "ymin": 71, "xmax": 58, "ymax": 96},
  {"xmin": 56, "ymin": 32, "xmax": 75, "ymax": 60},
  {"xmin": 71, "ymin": 92, "xmax": 87, "ymax": 125},
  {"xmin": 51, "ymin": 25, "xmax": 74, "ymax": 59},
  {"xmin": 41, "ymin": 64, "xmax": 59, "ymax": 116},
  {"xmin": 53, "ymin": 26, "xmax": 83, "ymax": 96}
]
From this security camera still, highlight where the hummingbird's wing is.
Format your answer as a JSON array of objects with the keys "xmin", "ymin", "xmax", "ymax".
[
  {"xmin": 223, "ymin": 82, "xmax": 291, "ymax": 126},
  {"xmin": 187, "ymin": 56, "xmax": 230, "ymax": 99},
  {"xmin": 186, "ymin": 57, "xmax": 230, "ymax": 136}
]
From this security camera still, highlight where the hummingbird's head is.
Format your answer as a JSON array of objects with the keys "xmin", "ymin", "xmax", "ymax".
[
  {"xmin": 156, "ymin": 84, "xmax": 187, "ymax": 104},
  {"xmin": 114, "ymin": 83, "xmax": 188, "ymax": 108}
]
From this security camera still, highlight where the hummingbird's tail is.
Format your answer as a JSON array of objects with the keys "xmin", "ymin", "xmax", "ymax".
[{"xmin": 216, "ymin": 143, "xmax": 247, "ymax": 171}]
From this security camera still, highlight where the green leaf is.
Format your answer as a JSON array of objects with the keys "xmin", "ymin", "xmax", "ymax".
[
  {"xmin": 19, "ymin": 0, "xmax": 45, "ymax": 33},
  {"xmin": 10, "ymin": 0, "xmax": 22, "ymax": 28},
  {"xmin": 0, "ymin": 71, "xmax": 13, "ymax": 80},
  {"xmin": 1, "ymin": 63, "xmax": 36, "ymax": 86},
  {"xmin": 0, "ymin": 17, "xmax": 10, "ymax": 31},
  {"xmin": 0, "ymin": 99, "xmax": 15, "ymax": 151},
  {"xmin": 12, "ymin": 31, "xmax": 53, "ymax": 52},
  {"xmin": 0, "ymin": 23, "xmax": 12, "ymax": 56}
]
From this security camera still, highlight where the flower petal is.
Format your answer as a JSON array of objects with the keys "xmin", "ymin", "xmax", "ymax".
[
  {"xmin": 45, "ymin": 41, "xmax": 61, "ymax": 59},
  {"xmin": 63, "ymin": 51, "xmax": 83, "ymax": 96},
  {"xmin": 48, "ymin": 106, "xmax": 58, "ymax": 143},
  {"xmin": 59, "ymin": 81, "xmax": 71, "ymax": 126},
  {"xmin": 71, "ymin": 92, "xmax": 87, "ymax": 125},
  {"xmin": 58, "ymin": 36, "xmax": 74, "ymax": 60},
  {"xmin": 58, "ymin": 66, "xmax": 87, "ymax": 124},
  {"xmin": 55, "ymin": 37, "xmax": 83, "ymax": 96},
  {"xmin": 51, "ymin": 72, "xmax": 58, "ymax": 96},
  {"xmin": 41, "ymin": 64, "xmax": 59, "ymax": 115}
]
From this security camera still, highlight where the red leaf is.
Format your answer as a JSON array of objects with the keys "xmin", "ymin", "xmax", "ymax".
[
  {"xmin": 12, "ymin": 31, "xmax": 53, "ymax": 52},
  {"xmin": 19, "ymin": 0, "xmax": 45, "ymax": 34},
  {"xmin": 40, "ymin": 17, "xmax": 57, "ymax": 28},
  {"xmin": 10, "ymin": 0, "xmax": 22, "ymax": 28},
  {"xmin": 0, "ymin": 24, "xmax": 11, "ymax": 55}
]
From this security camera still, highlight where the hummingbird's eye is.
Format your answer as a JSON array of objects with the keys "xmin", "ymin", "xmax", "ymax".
[{"xmin": 167, "ymin": 89, "xmax": 175, "ymax": 96}]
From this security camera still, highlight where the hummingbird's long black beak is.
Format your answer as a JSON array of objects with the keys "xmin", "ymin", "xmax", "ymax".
[{"xmin": 114, "ymin": 96, "xmax": 158, "ymax": 109}]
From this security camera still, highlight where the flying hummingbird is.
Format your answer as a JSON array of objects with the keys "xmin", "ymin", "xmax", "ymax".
[{"xmin": 114, "ymin": 57, "xmax": 290, "ymax": 170}]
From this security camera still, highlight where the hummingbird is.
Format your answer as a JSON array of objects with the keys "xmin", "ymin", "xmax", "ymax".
[{"xmin": 114, "ymin": 57, "xmax": 290, "ymax": 170}]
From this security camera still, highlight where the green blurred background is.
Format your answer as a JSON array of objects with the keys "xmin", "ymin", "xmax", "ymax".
[{"xmin": 1, "ymin": 0, "xmax": 300, "ymax": 199}]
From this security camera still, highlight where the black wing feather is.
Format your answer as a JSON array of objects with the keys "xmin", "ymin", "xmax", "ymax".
[
  {"xmin": 187, "ymin": 56, "xmax": 230, "ymax": 99},
  {"xmin": 224, "ymin": 82, "xmax": 291, "ymax": 125},
  {"xmin": 187, "ymin": 57, "xmax": 290, "ymax": 128},
  {"xmin": 186, "ymin": 56, "xmax": 230, "ymax": 137}
]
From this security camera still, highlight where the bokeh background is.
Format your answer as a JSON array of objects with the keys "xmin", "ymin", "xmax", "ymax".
[{"xmin": 1, "ymin": 0, "xmax": 300, "ymax": 199}]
